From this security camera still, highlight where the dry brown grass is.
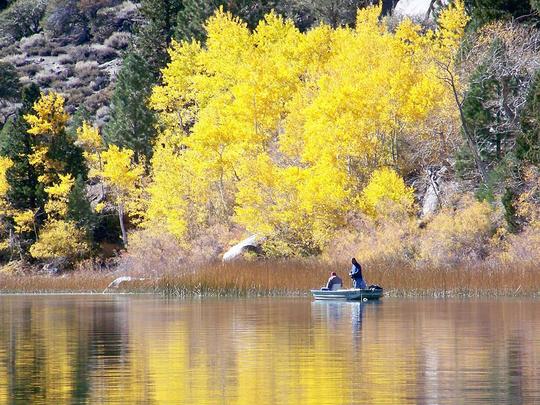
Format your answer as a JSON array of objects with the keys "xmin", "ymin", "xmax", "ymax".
[
  {"xmin": 1, "ymin": 260, "xmax": 539, "ymax": 297},
  {"xmin": 366, "ymin": 260, "xmax": 540, "ymax": 297},
  {"xmin": 0, "ymin": 272, "xmax": 116, "ymax": 293}
]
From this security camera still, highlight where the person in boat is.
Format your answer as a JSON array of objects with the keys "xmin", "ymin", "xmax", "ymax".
[
  {"xmin": 322, "ymin": 272, "xmax": 343, "ymax": 290},
  {"xmin": 349, "ymin": 258, "xmax": 367, "ymax": 289}
]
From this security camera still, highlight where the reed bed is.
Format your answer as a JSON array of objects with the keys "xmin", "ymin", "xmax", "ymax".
[
  {"xmin": 1, "ymin": 260, "xmax": 540, "ymax": 297},
  {"xmin": 0, "ymin": 273, "xmax": 117, "ymax": 294}
]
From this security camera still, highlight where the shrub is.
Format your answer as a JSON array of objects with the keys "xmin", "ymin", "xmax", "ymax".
[
  {"xmin": 19, "ymin": 33, "xmax": 45, "ymax": 51},
  {"xmin": 29, "ymin": 220, "xmax": 89, "ymax": 263},
  {"xmin": 419, "ymin": 196, "xmax": 498, "ymax": 266},
  {"xmin": 71, "ymin": 45, "xmax": 92, "ymax": 61},
  {"xmin": 44, "ymin": 0, "xmax": 88, "ymax": 41},
  {"xmin": 0, "ymin": 0, "xmax": 47, "ymax": 42},
  {"xmin": 78, "ymin": 0, "xmax": 120, "ymax": 19},
  {"xmin": 37, "ymin": 46, "xmax": 52, "ymax": 57},
  {"xmin": 34, "ymin": 71, "xmax": 56, "ymax": 87},
  {"xmin": 104, "ymin": 32, "xmax": 131, "ymax": 50},
  {"xmin": 91, "ymin": 1, "xmax": 138, "ymax": 41},
  {"xmin": 20, "ymin": 64, "xmax": 39, "ymax": 77},
  {"xmin": 1, "ymin": 54, "xmax": 22, "ymax": 66},
  {"xmin": 57, "ymin": 54, "xmax": 74, "ymax": 65},
  {"xmin": 0, "ymin": 43, "xmax": 19, "ymax": 58},
  {"xmin": 497, "ymin": 222, "xmax": 540, "ymax": 264},
  {"xmin": 74, "ymin": 60, "xmax": 99, "ymax": 80},
  {"xmin": 117, "ymin": 228, "xmax": 189, "ymax": 276},
  {"xmin": 90, "ymin": 43, "xmax": 117, "ymax": 63},
  {"xmin": 323, "ymin": 210, "xmax": 418, "ymax": 265}
]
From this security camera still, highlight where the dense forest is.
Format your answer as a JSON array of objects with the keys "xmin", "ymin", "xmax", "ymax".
[{"xmin": 1, "ymin": 0, "xmax": 540, "ymax": 273}]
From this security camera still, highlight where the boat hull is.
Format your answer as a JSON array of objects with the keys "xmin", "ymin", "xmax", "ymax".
[{"xmin": 310, "ymin": 288, "xmax": 383, "ymax": 301}]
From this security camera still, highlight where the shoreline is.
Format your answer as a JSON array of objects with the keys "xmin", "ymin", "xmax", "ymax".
[
  {"xmin": 0, "ymin": 286, "xmax": 539, "ymax": 299},
  {"xmin": 2, "ymin": 260, "xmax": 540, "ymax": 298}
]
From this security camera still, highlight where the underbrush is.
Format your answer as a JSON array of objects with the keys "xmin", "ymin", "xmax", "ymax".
[{"xmin": 1, "ymin": 260, "xmax": 539, "ymax": 297}]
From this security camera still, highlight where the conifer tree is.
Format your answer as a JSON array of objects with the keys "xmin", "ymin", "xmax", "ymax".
[
  {"xmin": 136, "ymin": 0, "xmax": 184, "ymax": 75},
  {"xmin": 466, "ymin": 0, "xmax": 533, "ymax": 28},
  {"xmin": 0, "ymin": 61, "xmax": 20, "ymax": 106},
  {"xmin": 0, "ymin": 84, "xmax": 42, "ymax": 212},
  {"xmin": 518, "ymin": 69, "xmax": 540, "ymax": 164},
  {"xmin": 104, "ymin": 52, "xmax": 156, "ymax": 161},
  {"xmin": 104, "ymin": 0, "xmax": 183, "ymax": 161}
]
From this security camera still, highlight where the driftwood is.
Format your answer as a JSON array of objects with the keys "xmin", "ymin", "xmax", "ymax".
[{"xmin": 103, "ymin": 276, "xmax": 146, "ymax": 293}]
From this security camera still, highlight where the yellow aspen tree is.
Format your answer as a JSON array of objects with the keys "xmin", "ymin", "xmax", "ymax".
[
  {"xmin": 0, "ymin": 157, "xmax": 13, "ymax": 253},
  {"xmin": 43, "ymin": 174, "xmax": 75, "ymax": 219},
  {"xmin": 24, "ymin": 92, "xmax": 70, "ymax": 186},
  {"xmin": 76, "ymin": 120, "xmax": 107, "ymax": 205},
  {"xmin": 0, "ymin": 156, "xmax": 12, "ymax": 208},
  {"xmin": 99, "ymin": 145, "xmax": 144, "ymax": 246},
  {"xmin": 29, "ymin": 174, "xmax": 89, "ymax": 262},
  {"xmin": 29, "ymin": 220, "xmax": 89, "ymax": 262},
  {"xmin": 76, "ymin": 121, "xmax": 105, "ymax": 178},
  {"xmin": 359, "ymin": 168, "xmax": 415, "ymax": 218},
  {"xmin": 148, "ymin": 4, "xmax": 467, "ymax": 253}
]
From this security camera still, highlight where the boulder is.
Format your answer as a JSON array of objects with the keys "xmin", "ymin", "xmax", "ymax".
[{"xmin": 222, "ymin": 235, "xmax": 261, "ymax": 261}]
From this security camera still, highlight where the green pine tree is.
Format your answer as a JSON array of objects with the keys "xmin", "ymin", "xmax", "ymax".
[
  {"xmin": 461, "ymin": 64, "xmax": 508, "ymax": 165},
  {"xmin": 466, "ymin": 0, "xmax": 533, "ymax": 29},
  {"xmin": 0, "ymin": 84, "xmax": 42, "ymax": 212},
  {"xmin": 105, "ymin": 0, "xmax": 185, "ymax": 161},
  {"xmin": 67, "ymin": 175, "xmax": 96, "ymax": 240},
  {"xmin": 518, "ymin": 69, "xmax": 540, "ymax": 164},
  {"xmin": 136, "ymin": 0, "xmax": 184, "ymax": 76},
  {"xmin": 0, "ymin": 61, "xmax": 20, "ymax": 106},
  {"xmin": 104, "ymin": 52, "xmax": 157, "ymax": 161}
]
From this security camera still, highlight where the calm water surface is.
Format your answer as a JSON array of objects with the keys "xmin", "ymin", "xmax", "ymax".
[{"xmin": 0, "ymin": 295, "xmax": 539, "ymax": 404}]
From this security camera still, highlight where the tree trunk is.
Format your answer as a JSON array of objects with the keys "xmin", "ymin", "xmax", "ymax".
[
  {"xmin": 447, "ymin": 69, "xmax": 488, "ymax": 182},
  {"xmin": 118, "ymin": 203, "xmax": 128, "ymax": 247},
  {"xmin": 424, "ymin": 0, "xmax": 437, "ymax": 20}
]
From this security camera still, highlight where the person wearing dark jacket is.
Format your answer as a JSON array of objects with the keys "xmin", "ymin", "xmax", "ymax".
[
  {"xmin": 349, "ymin": 258, "xmax": 367, "ymax": 289},
  {"xmin": 322, "ymin": 272, "xmax": 343, "ymax": 290}
]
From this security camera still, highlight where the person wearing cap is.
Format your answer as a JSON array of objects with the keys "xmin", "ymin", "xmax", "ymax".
[
  {"xmin": 349, "ymin": 257, "xmax": 367, "ymax": 289},
  {"xmin": 322, "ymin": 272, "xmax": 343, "ymax": 291}
]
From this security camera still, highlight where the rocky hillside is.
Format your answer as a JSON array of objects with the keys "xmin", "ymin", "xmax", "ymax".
[{"xmin": 0, "ymin": 0, "xmax": 140, "ymax": 125}]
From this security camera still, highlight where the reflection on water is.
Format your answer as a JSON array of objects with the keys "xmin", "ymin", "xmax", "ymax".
[{"xmin": 0, "ymin": 296, "xmax": 539, "ymax": 404}]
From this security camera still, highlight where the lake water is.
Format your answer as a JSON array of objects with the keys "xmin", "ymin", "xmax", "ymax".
[{"xmin": 0, "ymin": 295, "xmax": 539, "ymax": 404}]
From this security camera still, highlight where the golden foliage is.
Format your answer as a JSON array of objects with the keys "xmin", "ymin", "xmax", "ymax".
[
  {"xmin": 13, "ymin": 210, "xmax": 36, "ymax": 234},
  {"xmin": 147, "ymin": 4, "xmax": 468, "ymax": 252},
  {"xmin": 44, "ymin": 174, "xmax": 74, "ymax": 219},
  {"xmin": 24, "ymin": 92, "xmax": 70, "ymax": 187},
  {"xmin": 0, "ymin": 156, "xmax": 12, "ymax": 198},
  {"xmin": 100, "ymin": 145, "xmax": 144, "ymax": 197},
  {"xmin": 515, "ymin": 166, "xmax": 540, "ymax": 226},
  {"xmin": 98, "ymin": 145, "xmax": 146, "ymax": 232},
  {"xmin": 24, "ymin": 92, "xmax": 69, "ymax": 137},
  {"xmin": 359, "ymin": 168, "xmax": 415, "ymax": 218},
  {"xmin": 29, "ymin": 220, "xmax": 89, "ymax": 261},
  {"xmin": 76, "ymin": 121, "xmax": 105, "ymax": 179},
  {"xmin": 419, "ymin": 196, "xmax": 496, "ymax": 265}
]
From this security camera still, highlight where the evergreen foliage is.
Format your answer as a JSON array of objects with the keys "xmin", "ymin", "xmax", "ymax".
[
  {"xmin": 105, "ymin": 0, "xmax": 182, "ymax": 161},
  {"xmin": 461, "ymin": 64, "xmax": 507, "ymax": 165},
  {"xmin": 136, "ymin": 0, "xmax": 184, "ymax": 76},
  {"xmin": 466, "ymin": 0, "xmax": 533, "ymax": 28},
  {"xmin": 67, "ymin": 175, "xmax": 95, "ymax": 237},
  {"xmin": 0, "ymin": 62, "xmax": 20, "ymax": 104},
  {"xmin": 518, "ymin": 69, "xmax": 540, "ymax": 164},
  {"xmin": 104, "ymin": 52, "xmax": 156, "ymax": 160},
  {"xmin": 0, "ymin": 84, "xmax": 42, "ymax": 212}
]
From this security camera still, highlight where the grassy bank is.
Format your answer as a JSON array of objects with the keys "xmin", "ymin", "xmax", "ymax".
[{"xmin": 1, "ymin": 261, "xmax": 540, "ymax": 297}]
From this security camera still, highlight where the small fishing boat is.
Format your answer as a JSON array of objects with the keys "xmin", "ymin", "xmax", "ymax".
[{"xmin": 310, "ymin": 286, "xmax": 383, "ymax": 301}]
